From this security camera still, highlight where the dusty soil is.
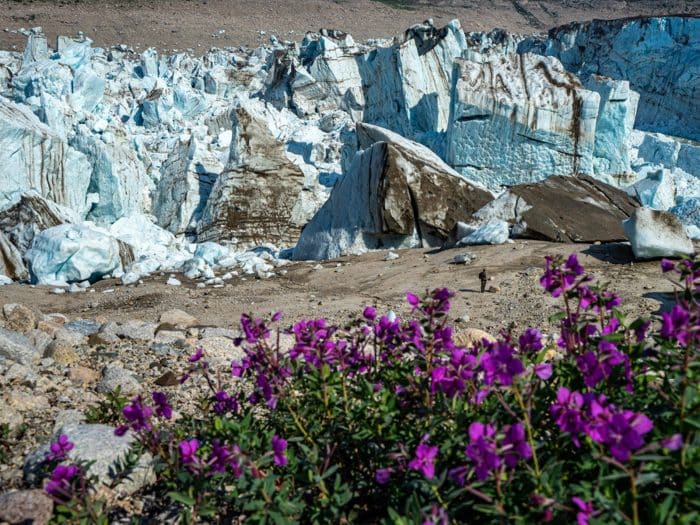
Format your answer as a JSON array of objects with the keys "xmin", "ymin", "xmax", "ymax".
[
  {"xmin": 0, "ymin": 0, "xmax": 698, "ymax": 52},
  {"xmin": 0, "ymin": 242, "xmax": 684, "ymax": 335}
]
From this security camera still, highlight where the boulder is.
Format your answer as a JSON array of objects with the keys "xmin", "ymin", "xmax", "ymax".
[
  {"xmin": 0, "ymin": 191, "xmax": 80, "ymax": 255},
  {"xmin": 623, "ymin": 207, "xmax": 695, "ymax": 259},
  {"xmin": 0, "ymin": 328, "xmax": 40, "ymax": 365},
  {"xmin": 25, "ymin": 224, "xmax": 122, "ymax": 285},
  {"xmin": 24, "ymin": 423, "xmax": 155, "ymax": 496},
  {"xmin": 3, "ymin": 304, "xmax": 37, "ymax": 333},
  {"xmin": 293, "ymin": 126, "xmax": 492, "ymax": 260},
  {"xmin": 0, "ymin": 490, "xmax": 53, "ymax": 525},
  {"xmin": 0, "ymin": 232, "xmax": 27, "ymax": 281},
  {"xmin": 475, "ymin": 175, "xmax": 639, "ymax": 242}
]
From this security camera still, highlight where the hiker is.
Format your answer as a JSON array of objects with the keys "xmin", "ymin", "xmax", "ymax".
[{"xmin": 479, "ymin": 268, "xmax": 488, "ymax": 293}]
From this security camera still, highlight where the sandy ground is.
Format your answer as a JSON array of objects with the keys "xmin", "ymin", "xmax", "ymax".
[
  {"xmin": 0, "ymin": 0, "xmax": 698, "ymax": 52},
  {"xmin": 0, "ymin": 242, "xmax": 686, "ymax": 335}
]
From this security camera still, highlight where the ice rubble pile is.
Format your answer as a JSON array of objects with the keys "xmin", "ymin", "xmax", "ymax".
[{"xmin": 0, "ymin": 16, "xmax": 698, "ymax": 284}]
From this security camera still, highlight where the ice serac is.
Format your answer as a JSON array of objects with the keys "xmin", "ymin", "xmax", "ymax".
[
  {"xmin": 0, "ymin": 97, "xmax": 91, "ymax": 211},
  {"xmin": 474, "ymin": 176, "xmax": 638, "ymax": 242},
  {"xmin": 293, "ymin": 127, "xmax": 492, "ymax": 261},
  {"xmin": 624, "ymin": 207, "xmax": 695, "ymax": 260},
  {"xmin": 25, "ymin": 223, "xmax": 123, "ymax": 285},
  {"xmin": 670, "ymin": 198, "xmax": 700, "ymax": 240},
  {"xmin": 196, "ymin": 101, "xmax": 306, "ymax": 247},
  {"xmin": 527, "ymin": 17, "xmax": 700, "ymax": 141},
  {"xmin": 267, "ymin": 20, "xmax": 466, "ymax": 149},
  {"xmin": 445, "ymin": 53, "xmax": 601, "ymax": 188}
]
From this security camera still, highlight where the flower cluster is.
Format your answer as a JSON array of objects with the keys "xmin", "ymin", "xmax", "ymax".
[
  {"xmin": 551, "ymin": 387, "xmax": 653, "ymax": 462},
  {"xmin": 45, "ymin": 434, "xmax": 74, "ymax": 462},
  {"xmin": 45, "ymin": 464, "xmax": 80, "ymax": 503},
  {"xmin": 115, "ymin": 392, "xmax": 172, "ymax": 436}
]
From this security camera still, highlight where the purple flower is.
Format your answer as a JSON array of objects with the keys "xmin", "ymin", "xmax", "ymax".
[
  {"xmin": 551, "ymin": 388, "xmax": 586, "ymax": 446},
  {"xmin": 408, "ymin": 442, "xmax": 438, "ymax": 479},
  {"xmin": 634, "ymin": 320, "xmax": 651, "ymax": 343},
  {"xmin": 572, "ymin": 497, "xmax": 595, "ymax": 525},
  {"xmin": 213, "ymin": 390, "xmax": 238, "ymax": 415},
  {"xmin": 116, "ymin": 396, "xmax": 153, "ymax": 436},
  {"xmin": 44, "ymin": 464, "xmax": 80, "ymax": 502},
  {"xmin": 46, "ymin": 434, "xmax": 74, "ymax": 462},
  {"xmin": 179, "ymin": 439, "xmax": 199, "ymax": 465},
  {"xmin": 272, "ymin": 435, "xmax": 288, "ymax": 467},
  {"xmin": 465, "ymin": 422, "xmax": 500, "ymax": 481},
  {"xmin": 540, "ymin": 254, "xmax": 587, "ymax": 298},
  {"xmin": 152, "ymin": 391, "xmax": 172, "ymax": 420},
  {"xmin": 661, "ymin": 304, "xmax": 692, "ymax": 347},
  {"xmin": 208, "ymin": 440, "xmax": 242, "ymax": 477},
  {"xmin": 661, "ymin": 258, "xmax": 676, "ymax": 273},
  {"xmin": 406, "ymin": 291, "xmax": 420, "ymax": 310},
  {"xmin": 363, "ymin": 306, "xmax": 377, "ymax": 321},
  {"xmin": 431, "ymin": 347, "xmax": 478, "ymax": 398},
  {"xmin": 591, "ymin": 410, "xmax": 653, "ymax": 462},
  {"xmin": 534, "ymin": 363, "xmax": 553, "ymax": 380},
  {"xmin": 375, "ymin": 467, "xmax": 392, "ymax": 484},
  {"xmin": 518, "ymin": 328, "xmax": 543, "ymax": 353},
  {"xmin": 271, "ymin": 311, "xmax": 283, "ymax": 322},
  {"xmin": 188, "ymin": 347, "xmax": 204, "ymax": 363},
  {"xmin": 661, "ymin": 434, "xmax": 683, "ymax": 451},
  {"xmin": 501, "ymin": 422, "xmax": 532, "ymax": 468},
  {"xmin": 481, "ymin": 341, "xmax": 524, "ymax": 386},
  {"xmin": 422, "ymin": 505, "xmax": 449, "ymax": 525}
]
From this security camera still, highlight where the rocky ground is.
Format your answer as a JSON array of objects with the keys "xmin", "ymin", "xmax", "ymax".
[
  {"xmin": 1, "ymin": 240, "xmax": 692, "ymax": 518},
  {"xmin": 0, "ymin": 0, "xmax": 697, "ymax": 52}
]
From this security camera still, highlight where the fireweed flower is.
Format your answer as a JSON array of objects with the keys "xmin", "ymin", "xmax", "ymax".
[
  {"xmin": 408, "ymin": 442, "xmax": 438, "ymax": 479},
  {"xmin": 518, "ymin": 328, "xmax": 543, "ymax": 353},
  {"xmin": 374, "ymin": 467, "xmax": 392, "ymax": 484},
  {"xmin": 551, "ymin": 387, "xmax": 586, "ymax": 446},
  {"xmin": 115, "ymin": 396, "xmax": 153, "ymax": 436},
  {"xmin": 152, "ymin": 391, "xmax": 172, "ymax": 419},
  {"xmin": 465, "ymin": 422, "xmax": 500, "ymax": 481},
  {"xmin": 406, "ymin": 292, "xmax": 421, "ymax": 310},
  {"xmin": 188, "ymin": 347, "xmax": 204, "ymax": 363},
  {"xmin": 179, "ymin": 439, "xmax": 199, "ymax": 465},
  {"xmin": 208, "ymin": 440, "xmax": 242, "ymax": 477},
  {"xmin": 661, "ymin": 434, "xmax": 683, "ymax": 451},
  {"xmin": 534, "ymin": 363, "xmax": 553, "ymax": 380},
  {"xmin": 571, "ymin": 497, "xmax": 595, "ymax": 525},
  {"xmin": 431, "ymin": 347, "xmax": 478, "ymax": 398},
  {"xmin": 501, "ymin": 422, "xmax": 532, "ymax": 468},
  {"xmin": 540, "ymin": 254, "xmax": 587, "ymax": 297},
  {"xmin": 588, "ymin": 409, "xmax": 653, "ymax": 462},
  {"xmin": 422, "ymin": 505, "xmax": 449, "ymax": 525},
  {"xmin": 481, "ymin": 341, "xmax": 524, "ymax": 386},
  {"xmin": 661, "ymin": 258, "xmax": 676, "ymax": 273},
  {"xmin": 363, "ymin": 306, "xmax": 377, "ymax": 321},
  {"xmin": 272, "ymin": 435, "xmax": 288, "ymax": 467},
  {"xmin": 45, "ymin": 434, "xmax": 74, "ymax": 461},
  {"xmin": 213, "ymin": 390, "xmax": 238, "ymax": 415},
  {"xmin": 45, "ymin": 464, "xmax": 80, "ymax": 502},
  {"xmin": 661, "ymin": 304, "xmax": 694, "ymax": 347}
]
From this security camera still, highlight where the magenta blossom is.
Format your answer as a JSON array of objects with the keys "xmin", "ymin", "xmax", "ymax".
[
  {"xmin": 179, "ymin": 439, "xmax": 199, "ymax": 465},
  {"xmin": 272, "ymin": 435, "xmax": 288, "ymax": 467},
  {"xmin": 152, "ymin": 391, "xmax": 172, "ymax": 419},
  {"xmin": 44, "ymin": 464, "xmax": 80, "ymax": 502},
  {"xmin": 465, "ymin": 422, "xmax": 500, "ymax": 481},
  {"xmin": 375, "ymin": 467, "xmax": 392, "ymax": 484},
  {"xmin": 45, "ymin": 434, "xmax": 74, "ymax": 462},
  {"xmin": 188, "ymin": 347, "xmax": 204, "ymax": 363},
  {"xmin": 408, "ymin": 442, "xmax": 438, "ymax": 479},
  {"xmin": 572, "ymin": 497, "xmax": 595, "ymax": 525}
]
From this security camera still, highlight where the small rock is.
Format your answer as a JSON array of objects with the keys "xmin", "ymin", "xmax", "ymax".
[
  {"xmin": 63, "ymin": 319, "xmax": 102, "ymax": 336},
  {"xmin": 166, "ymin": 277, "xmax": 181, "ymax": 286},
  {"xmin": 452, "ymin": 252, "xmax": 475, "ymax": 265},
  {"xmin": 7, "ymin": 392, "xmax": 50, "ymax": 412},
  {"xmin": 50, "ymin": 287, "xmax": 66, "ymax": 295},
  {"xmin": 54, "ymin": 328, "xmax": 87, "ymax": 347},
  {"xmin": 36, "ymin": 320, "xmax": 62, "ymax": 337},
  {"xmin": 159, "ymin": 309, "xmax": 198, "ymax": 330},
  {"xmin": 26, "ymin": 329, "xmax": 52, "ymax": 355},
  {"xmin": 384, "ymin": 251, "xmax": 399, "ymax": 261},
  {"xmin": 488, "ymin": 285, "xmax": 501, "ymax": 293},
  {"xmin": 154, "ymin": 370, "xmax": 179, "ymax": 387},
  {"xmin": 453, "ymin": 328, "xmax": 496, "ymax": 348},
  {"xmin": 3, "ymin": 304, "xmax": 37, "ymax": 333},
  {"xmin": 4, "ymin": 363, "xmax": 38, "ymax": 387},
  {"xmin": 66, "ymin": 366, "xmax": 100, "ymax": 385},
  {"xmin": 0, "ymin": 489, "xmax": 53, "ymax": 525},
  {"xmin": 96, "ymin": 365, "xmax": 142, "ymax": 395},
  {"xmin": 0, "ymin": 328, "xmax": 40, "ymax": 365},
  {"xmin": 455, "ymin": 314, "xmax": 471, "ymax": 324}
]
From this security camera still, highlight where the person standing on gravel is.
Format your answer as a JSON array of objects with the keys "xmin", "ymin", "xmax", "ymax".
[{"xmin": 479, "ymin": 269, "xmax": 488, "ymax": 293}]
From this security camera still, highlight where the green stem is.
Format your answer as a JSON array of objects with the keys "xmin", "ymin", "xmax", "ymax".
[
  {"xmin": 629, "ymin": 468, "xmax": 639, "ymax": 525},
  {"xmin": 513, "ymin": 385, "xmax": 541, "ymax": 488}
]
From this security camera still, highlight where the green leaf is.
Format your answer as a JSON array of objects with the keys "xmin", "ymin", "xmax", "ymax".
[{"xmin": 168, "ymin": 491, "xmax": 195, "ymax": 506}]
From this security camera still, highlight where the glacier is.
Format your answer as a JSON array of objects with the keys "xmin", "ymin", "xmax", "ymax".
[{"xmin": 0, "ymin": 16, "xmax": 697, "ymax": 278}]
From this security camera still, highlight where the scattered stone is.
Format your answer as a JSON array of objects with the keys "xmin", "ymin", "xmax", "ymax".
[
  {"xmin": 453, "ymin": 328, "xmax": 496, "ymax": 348},
  {"xmin": 36, "ymin": 319, "xmax": 62, "ymax": 337},
  {"xmin": 158, "ymin": 309, "xmax": 198, "ymax": 330},
  {"xmin": 166, "ymin": 277, "xmax": 182, "ymax": 286},
  {"xmin": 43, "ymin": 339, "xmax": 80, "ymax": 364},
  {"xmin": 0, "ymin": 328, "xmax": 40, "ymax": 365},
  {"xmin": 384, "ymin": 251, "xmax": 400, "ymax": 261},
  {"xmin": 488, "ymin": 285, "xmax": 501, "ymax": 293},
  {"xmin": 452, "ymin": 252, "xmax": 476, "ymax": 265},
  {"xmin": 96, "ymin": 364, "xmax": 142, "ymax": 395},
  {"xmin": 155, "ymin": 370, "xmax": 180, "ymax": 387},
  {"xmin": 66, "ymin": 365, "xmax": 100, "ymax": 385},
  {"xmin": 2, "ymin": 303, "xmax": 36, "ymax": 332},
  {"xmin": 63, "ymin": 319, "xmax": 102, "ymax": 336},
  {"xmin": 0, "ymin": 489, "xmax": 53, "ymax": 525}
]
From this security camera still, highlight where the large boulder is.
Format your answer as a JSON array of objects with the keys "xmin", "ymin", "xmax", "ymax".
[
  {"xmin": 525, "ymin": 17, "xmax": 700, "ymax": 142},
  {"xmin": 0, "ymin": 232, "xmax": 27, "ymax": 281},
  {"xmin": 623, "ymin": 207, "xmax": 695, "ymax": 259},
  {"xmin": 25, "ymin": 224, "xmax": 122, "ymax": 285},
  {"xmin": 293, "ymin": 126, "xmax": 492, "ymax": 260},
  {"xmin": 474, "ymin": 175, "xmax": 639, "ymax": 242}
]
